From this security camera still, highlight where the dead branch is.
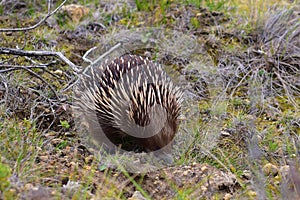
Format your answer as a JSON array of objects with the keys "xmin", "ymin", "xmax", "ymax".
[
  {"xmin": 0, "ymin": 65, "xmax": 59, "ymax": 99},
  {"xmin": 0, "ymin": 47, "xmax": 81, "ymax": 72},
  {"xmin": 0, "ymin": 64, "xmax": 48, "ymax": 73},
  {"xmin": 0, "ymin": 1, "xmax": 80, "ymax": 72},
  {"xmin": 0, "ymin": 0, "xmax": 67, "ymax": 32}
]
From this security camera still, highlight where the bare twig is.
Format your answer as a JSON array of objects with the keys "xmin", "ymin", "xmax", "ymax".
[
  {"xmin": 93, "ymin": 42, "xmax": 122, "ymax": 65},
  {"xmin": 0, "ymin": 47, "xmax": 81, "ymax": 72},
  {"xmin": 61, "ymin": 77, "xmax": 79, "ymax": 92},
  {"xmin": 0, "ymin": 65, "xmax": 59, "ymax": 99},
  {"xmin": 82, "ymin": 46, "xmax": 98, "ymax": 63},
  {"xmin": 0, "ymin": 0, "xmax": 67, "ymax": 32},
  {"xmin": 0, "ymin": 64, "xmax": 60, "ymax": 79},
  {"xmin": 0, "ymin": 64, "xmax": 47, "ymax": 73},
  {"xmin": 82, "ymin": 42, "xmax": 122, "ymax": 73},
  {"xmin": 24, "ymin": 55, "xmax": 58, "ymax": 66},
  {"xmin": 0, "ymin": 74, "xmax": 8, "ymax": 104}
]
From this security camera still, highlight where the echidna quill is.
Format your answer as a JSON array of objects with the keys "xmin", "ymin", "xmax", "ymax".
[{"xmin": 74, "ymin": 54, "xmax": 183, "ymax": 152}]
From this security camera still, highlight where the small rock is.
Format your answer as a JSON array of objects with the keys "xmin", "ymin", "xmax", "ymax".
[
  {"xmin": 36, "ymin": 146, "xmax": 42, "ymax": 151},
  {"xmin": 201, "ymin": 165, "xmax": 208, "ymax": 172},
  {"xmin": 201, "ymin": 186, "xmax": 208, "ymax": 192},
  {"xmin": 183, "ymin": 170, "xmax": 189, "ymax": 176},
  {"xmin": 224, "ymin": 193, "xmax": 232, "ymax": 200},
  {"xmin": 128, "ymin": 191, "xmax": 146, "ymax": 200},
  {"xmin": 50, "ymin": 138, "xmax": 64, "ymax": 146},
  {"xmin": 61, "ymin": 4, "xmax": 90, "ymax": 23},
  {"xmin": 263, "ymin": 163, "xmax": 278, "ymax": 176},
  {"xmin": 54, "ymin": 69, "xmax": 63, "ymax": 76},
  {"xmin": 64, "ymin": 132, "xmax": 75, "ymax": 137},
  {"xmin": 241, "ymin": 170, "xmax": 251, "ymax": 180},
  {"xmin": 153, "ymin": 180, "xmax": 159, "ymax": 185},
  {"xmin": 184, "ymin": 165, "xmax": 191, "ymax": 169},
  {"xmin": 221, "ymin": 131, "xmax": 230, "ymax": 136},
  {"xmin": 39, "ymin": 155, "xmax": 49, "ymax": 162},
  {"xmin": 44, "ymin": 132, "xmax": 58, "ymax": 137},
  {"xmin": 291, "ymin": 154, "xmax": 297, "ymax": 158}
]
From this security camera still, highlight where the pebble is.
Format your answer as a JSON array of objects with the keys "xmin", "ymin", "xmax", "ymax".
[
  {"xmin": 50, "ymin": 138, "xmax": 64, "ymax": 145},
  {"xmin": 201, "ymin": 165, "xmax": 208, "ymax": 172},
  {"xmin": 221, "ymin": 131, "xmax": 231, "ymax": 136},
  {"xmin": 263, "ymin": 163, "xmax": 278, "ymax": 176},
  {"xmin": 44, "ymin": 132, "xmax": 57, "ymax": 137},
  {"xmin": 39, "ymin": 155, "xmax": 49, "ymax": 162},
  {"xmin": 128, "ymin": 191, "xmax": 146, "ymax": 200},
  {"xmin": 224, "ymin": 193, "xmax": 232, "ymax": 200},
  {"xmin": 61, "ymin": 4, "xmax": 90, "ymax": 23},
  {"xmin": 64, "ymin": 132, "xmax": 75, "ymax": 137},
  {"xmin": 54, "ymin": 69, "xmax": 63, "ymax": 76},
  {"xmin": 183, "ymin": 170, "xmax": 189, "ymax": 176},
  {"xmin": 201, "ymin": 186, "xmax": 207, "ymax": 192},
  {"xmin": 241, "ymin": 170, "xmax": 251, "ymax": 179}
]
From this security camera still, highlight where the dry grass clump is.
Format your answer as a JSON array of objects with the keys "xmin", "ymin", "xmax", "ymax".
[
  {"xmin": 258, "ymin": 8, "xmax": 300, "ymax": 103},
  {"xmin": 218, "ymin": 7, "xmax": 300, "ymax": 107},
  {"xmin": 206, "ymin": 7, "xmax": 300, "ymax": 199}
]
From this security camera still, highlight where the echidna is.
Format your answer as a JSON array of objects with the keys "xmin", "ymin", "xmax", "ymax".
[{"xmin": 74, "ymin": 54, "xmax": 182, "ymax": 152}]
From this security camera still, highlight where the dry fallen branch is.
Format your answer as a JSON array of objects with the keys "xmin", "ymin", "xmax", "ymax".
[
  {"xmin": 0, "ymin": 47, "xmax": 81, "ymax": 73},
  {"xmin": 0, "ymin": 0, "xmax": 67, "ymax": 32},
  {"xmin": 0, "ymin": 64, "xmax": 59, "ymax": 99},
  {"xmin": 0, "ymin": 64, "xmax": 48, "ymax": 73}
]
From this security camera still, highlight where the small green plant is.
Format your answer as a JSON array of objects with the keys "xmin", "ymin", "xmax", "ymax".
[
  {"xmin": 60, "ymin": 120, "xmax": 70, "ymax": 129},
  {"xmin": 56, "ymin": 140, "xmax": 68, "ymax": 149},
  {"xmin": 0, "ymin": 5, "xmax": 3, "ymax": 15},
  {"xmin": 0, "ymin": 161, "xmax": 17, "ymax": 199},
  {"xmin": 183, "ymin": 0, "xmax": 228, "ymax": 11},
  {"xmin": 0, "ymin": 162, "xmax": 11, "ymax": 191},
  {"xmin": 55, "ymin": 12, "xmax": 70, "ymax": 28},
  {"xmin": 205, "ymin": 0, "xmax": 227, "ymax": 11},
  {"xmin": 190, "ymin": 17, "xmax": 200, "ymax": 29},
  {"xmin": 136, "ymin": 0, "xmax": 156, "ymax": 11},
  {"xmin": 26, "ymin": 7, "xmax": 36, "ymax": 16},
  {"xmin": 183, "ymin": 0, "xmax": 203, "ymax": 8}
]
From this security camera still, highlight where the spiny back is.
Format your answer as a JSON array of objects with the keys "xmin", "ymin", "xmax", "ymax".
[{"xmin": 75, "ymin": 54, "xmax": 182, "ymax": 152}]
